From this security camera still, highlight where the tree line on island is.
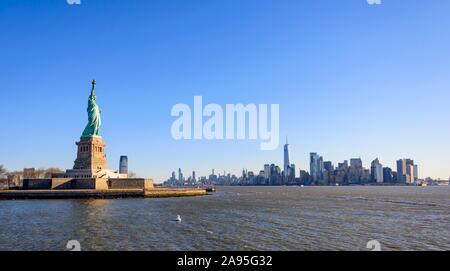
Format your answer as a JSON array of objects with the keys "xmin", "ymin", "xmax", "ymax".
[
  {"xmin": 0, "ymin": 165, "xmax": 63, "ymax": 178},
  {"xmin": 0, "ymin": 165, "xmax": 65, "ymax": 189},
  {"xmin": 0, "ymin": 164, "xmax": 138, "ymax": 189}
]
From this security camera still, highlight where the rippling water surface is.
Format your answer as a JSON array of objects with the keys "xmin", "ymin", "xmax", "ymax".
[{"xmin": 1, "ymin": 186, "xmax": 449, "ymax": 251}]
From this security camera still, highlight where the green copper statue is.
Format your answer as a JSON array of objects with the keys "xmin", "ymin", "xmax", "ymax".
[{"xmin": 82, "ymin": 80, "xmax": 102, "ymax": 138}]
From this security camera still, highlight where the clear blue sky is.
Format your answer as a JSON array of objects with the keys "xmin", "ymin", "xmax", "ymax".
[{"xmin": 1, "ymin": 0, "xmax": 450, "ymax": 182}]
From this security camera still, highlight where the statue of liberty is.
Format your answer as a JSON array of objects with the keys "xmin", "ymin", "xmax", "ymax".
[{"xmin": 82, "ymin": 80, "xmax": 102, "ymax": 138}]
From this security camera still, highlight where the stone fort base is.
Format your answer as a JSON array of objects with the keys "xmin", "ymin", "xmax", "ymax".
[{"xmin": 22, "ymin": 178, "xmax": 154, "ymax": 190}]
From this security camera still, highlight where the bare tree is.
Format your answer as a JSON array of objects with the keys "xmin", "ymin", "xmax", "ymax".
[
  {"xmin": 0, "ymin": 165, "xmax": 7, "ymax": 178},
  {"xmin": 128, "ymin": 171, "xmax": 137, "ymax": 178},
  {"xmin": 44, "ymin": 167, "xmax": 64, "ymax": 178}
]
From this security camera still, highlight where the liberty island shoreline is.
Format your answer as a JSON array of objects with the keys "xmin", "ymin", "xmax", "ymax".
[{"xmin": 0, "ymin": 188, "xmax": 207, "ymax": 200}]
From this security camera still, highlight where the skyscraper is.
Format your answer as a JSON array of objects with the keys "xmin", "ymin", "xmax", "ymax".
[
  {"xmin": 397, "ymin": 159, "xmax": 417, "ymax": 184},
  {"xmin": 119, "ymin": 156, "xmax": 128, "ymax": 174},
  {"xmin": 310, "ymin": 152, "xmax": 324, "ymax": 183},
  {"xmin": 289, "ymin": 164, "xmax": 296, "ymax": 179},
  {"xmin": 413, "ymin": 165, "xmax": 419, "ymax": 183},
  {"xmin": 178, "ymin": 168, "xmax": 183, "ymax": 183},
  {"xmin": 209, "ymin": 169, "xmax": 218, "ymax": 184},
  {"xmin": 348, "ymin": 158, "xmax": 364, "ymax": 184},
  {"xmin": 396, "ymin": 159, "xmax": 407, "ymax": 183},
  {"xmin": 350, "ymin": 158, "xmax": 363, "ymax": 169},
  {"xmin": 383, "ymin": 167, "xmax": 393, "ymax": 183},
  {"xmin": 406, "ymin": 164, "xmax": 415, "ymax": 183},
  {"xmin": 323, "ymin": 161, "xmax": 334, "ymax": 185},
  {"xmin": 371, "ymin": 158, "xmax": 384, "ymax": 183},
  {"xmin": 323, "ymin": 161, "xmax": 334, "ymax": 172},
  {"xmin": 264, "ymin": 164, "xmax": 270, "ymax": 179},
  {"xmin": 338, "ymin": 160, "xmax": 349, "ymax": 170},
  {"xmin": 283, "ymin": 137, "xmax": 290, "ymax": 178}
]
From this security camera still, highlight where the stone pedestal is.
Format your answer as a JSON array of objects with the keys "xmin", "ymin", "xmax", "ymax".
[
  {"xmin": 73, "ymin": 136, "xmax": 107, "ymax": 171},
  {"xmin": 51, "ymin": 136, "xmax": 127, "ymax": 179}
]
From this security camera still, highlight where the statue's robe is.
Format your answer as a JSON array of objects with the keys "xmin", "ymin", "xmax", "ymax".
[{"xmin": 82, "ymin": 90, "xmax": 101, "ymax": 137}]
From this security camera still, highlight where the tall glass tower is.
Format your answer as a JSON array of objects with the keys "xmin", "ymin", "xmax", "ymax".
[
  {"xmin": 310, "ymin": 152, "xmax": 324, "ymax": 182},
  {"xmin": 119, "ymin": 156, "xmax": 128, "ymax": 174},
  {"xmin": 283, "ymin": 137, "xmax": 290, "ymax": 177}
]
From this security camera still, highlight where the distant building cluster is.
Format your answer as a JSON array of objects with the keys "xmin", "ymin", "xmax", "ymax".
[
  {"xmin": 304, "ymin": 156, "xmax": 419, "ymax": 186},
  {"xmin": 163, "ymin": 140, "xmax": 449, "ymax": 187}
]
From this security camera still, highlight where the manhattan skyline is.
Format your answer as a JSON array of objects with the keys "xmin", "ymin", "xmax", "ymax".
[
  {"xmin": 1, "ymin": 0, "xmax": 450, "ymax": 181},
  {"xmin": 165, "ymin": 138, "xmax": 430, "ymax": 186}
]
